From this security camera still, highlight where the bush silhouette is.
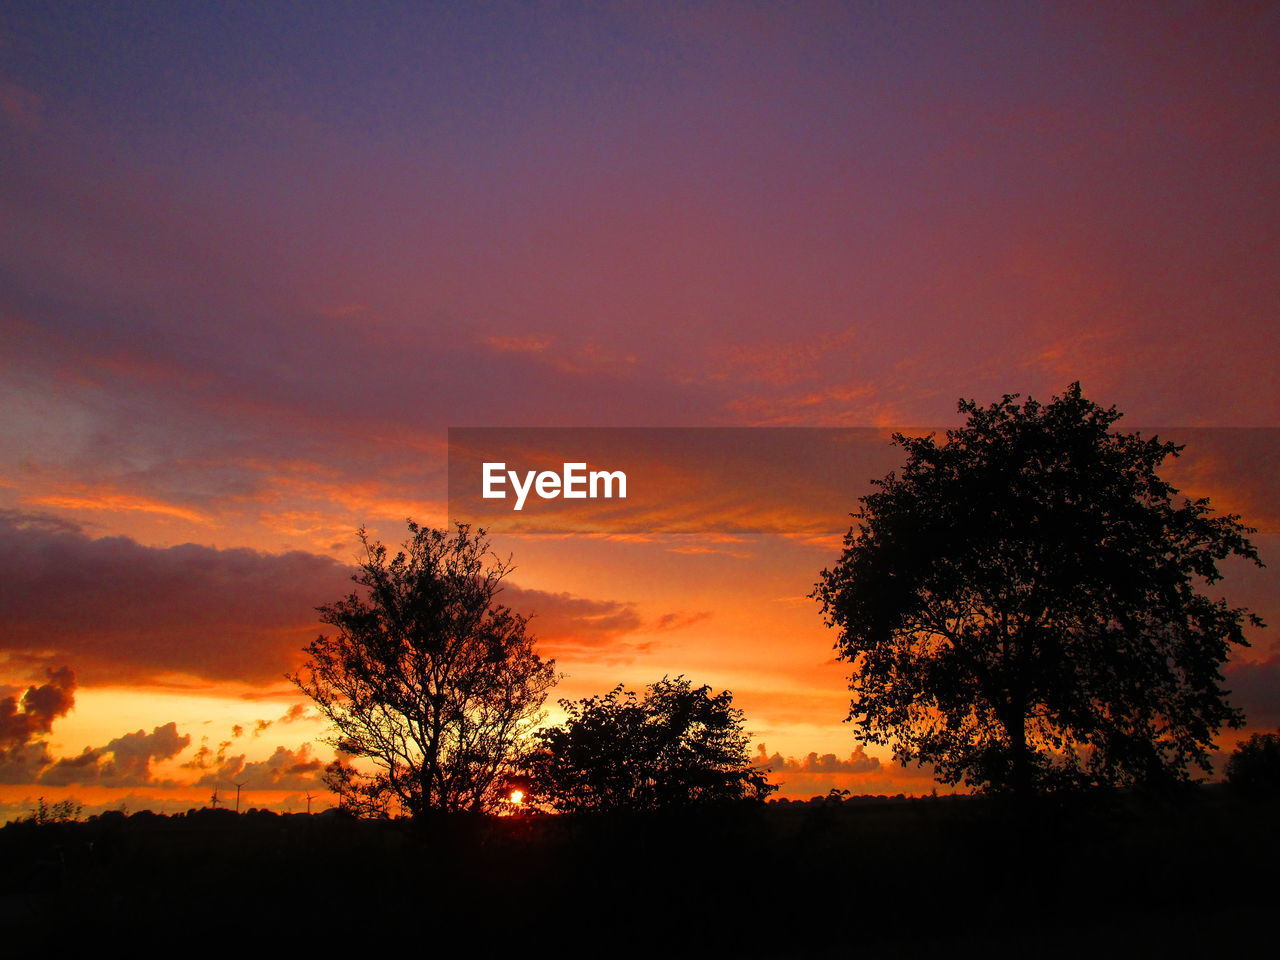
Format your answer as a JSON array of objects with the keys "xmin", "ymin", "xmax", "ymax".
[{"xmin": 524, "ymin": 676, "xmax": 775, "ymax": 811}]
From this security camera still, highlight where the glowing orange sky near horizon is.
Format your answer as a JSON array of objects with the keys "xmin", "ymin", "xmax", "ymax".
[{"xmin": 2, "ymin": 445, "xmax": 1275, "ymax": 819}]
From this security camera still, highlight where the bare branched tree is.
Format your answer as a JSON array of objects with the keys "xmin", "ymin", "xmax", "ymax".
[{"xmin": 290, "ymin": 521, "xmax": 557, "ymax": 817}]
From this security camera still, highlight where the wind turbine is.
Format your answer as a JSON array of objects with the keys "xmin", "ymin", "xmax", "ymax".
[{"xmin": 233, "ymin": 780, "xmax": 247, "ymax": 813}]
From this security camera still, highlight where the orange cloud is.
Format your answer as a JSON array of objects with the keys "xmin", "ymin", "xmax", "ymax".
[
  {"xmin": 26, "ymin": 491, "xmax": 213, "ymax": 525},
  {"xmin": 754, "ymin": 743, "xmax": 951, "ymax": 799}
]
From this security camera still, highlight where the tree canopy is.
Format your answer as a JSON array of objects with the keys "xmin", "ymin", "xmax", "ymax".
[
  {"xmin": 813, "ymin": 383, "xmax": 1264, "ymax": 795},
  {"xmin": 290, "ymin": 521, "xmax": 557, "ymax": 817},
  {"xmin": 1225, "ymin": 731, "xmax": 1280, "ymax": 795},
  {"xmin": 524, "ymin": 676, "xmax": 775, "ymax": 811}
]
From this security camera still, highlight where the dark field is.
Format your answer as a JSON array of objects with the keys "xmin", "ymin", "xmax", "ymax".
[{"xmin": 3, "ymin": 788, "xmax": 1275, "ymax": 954}]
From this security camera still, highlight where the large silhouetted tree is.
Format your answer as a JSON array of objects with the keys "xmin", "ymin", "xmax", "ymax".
[
  {"xmin": 813, "ymin": 383, "xmax": 1264, "ymax": 796},
  {"xmin": 525, "ymin": 676, "xmax": 775, "ymax": 811},
  {"xmin": 291, "ymin": 521, "xmax": 557, "ymax": 817}
]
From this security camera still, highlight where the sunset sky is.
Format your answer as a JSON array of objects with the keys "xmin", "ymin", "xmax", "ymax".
[{"xmin": 2, "ymin": 3, "xmax": 1278, "ymax": 816}]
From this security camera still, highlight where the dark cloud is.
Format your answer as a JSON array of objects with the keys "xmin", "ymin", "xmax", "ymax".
[
  {"xmin": 755, "ymin": 745, "xmax": 882, "ymax": 775},
  {"xmin": 1225, "ymin": 656, "xmax": 1280, "ymax": 729},
  {"xmin": 0, "ymin": 511, "xmax": 669, "ymax": 684},
  {"xmin": 500, "ymin": 584, "xmax": 643, "ymax": 645},
  {"xmin": 277, "ymin": 704, "xmax": 309, "ymax": 723},
  {"xmin": 754, "ymin": 743, "xmax": 946, "ymax": 799},
  {"xmin": 189, "ymin": 744, "xmax": 327, "ymax": 792},
  {"xmin": 500, "ymin": 584, "xmax": 709, "ymax": 665},
  {"xmin": 182, "ymin": 742, "xmax": 225, "ymax": 771},
  {"xmin": 0, "ymin": 665, "xmax": 75, "ymax": 748},
  {"xmin": 0, "ymin": 511, "xmax": 350, "ymax": 684},
  {"xmin": 652, "ymin": 611, "xmax": 713, "ymax": 632},
  {"xmin": 0, "ymin": 510, "xmax": 81, "ymax": 536},
  {"xmin": 0, "ymin": 743, "xmax": 55, "ymax": 785},
  {"xmin": 0, "ymin": 666, "xmax": 76, "ymax": 783},
  {"xmin": 39, "ymin": 722, "xmax": 190, "ymax": 787}
]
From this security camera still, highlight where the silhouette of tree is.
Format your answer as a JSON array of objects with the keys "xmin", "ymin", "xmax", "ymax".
[
  {"xmin": 525, "ymin": 676, "xmax": 775, "ymax": 811},
  {"xmin": 1225, "ymin": 731, "xmax": 1280, "ymax": 795},
  {"xmin": 290, "ymin": 521, "xmax": 557, "ymax": 817},
  {"xmin": 813, "ymin": 383, "xmax": 1264, "ymax": 796}
]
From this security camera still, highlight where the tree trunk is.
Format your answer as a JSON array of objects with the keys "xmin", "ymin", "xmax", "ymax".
[{"xmin": 1008, "ymin": 708, "xmax": 1032, "ymax": 800}]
